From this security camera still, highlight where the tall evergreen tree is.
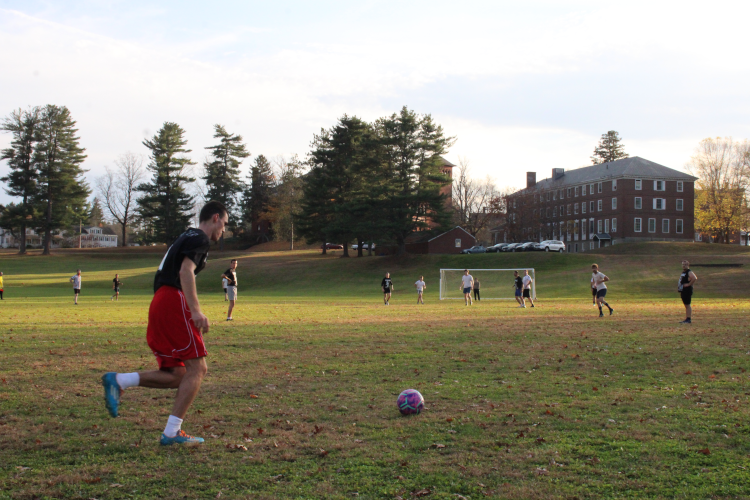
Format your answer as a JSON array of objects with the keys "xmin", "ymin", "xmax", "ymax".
[
  {"xmin": 591, "ymin": 130, "xmax": 628, "ymax": 164},
  {"xmin": 298, "ymin": 115, "xmax": 375, "ymax": 257},
  {"xmin": 268, "ymin": 155, "xmax": 305, "ymax": 250},
  {"xmin": 0, "ymin": 107, "xmax": 41, "ymax": 254},
  {"xmin": 88, "ymin": 197, "xmax": 104, "ymax": 226},
  {"xmin": 376, "ymin": 107, "xmax": 454, "ymax": 254},
  {"xmin": 241, "ymin": 155, "xmax": 275, "ymax": 242},
  {"xmin": 32, "ymin": 105, "xmax": 89, "ymax": 255},
  {"xmin": 203, "ymin": 124, "xmax": 249, "ymax": 236},
  {"xmin": 137, "ymin": 122, "xmax": 196, "ymax": 244}
]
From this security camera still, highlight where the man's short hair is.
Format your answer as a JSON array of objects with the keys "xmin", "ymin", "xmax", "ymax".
[
  {"xmin": 682, "ymin": 260, "xmax": 690, "ymax": 266},
  {"xmin": 231, "ymin": 259, "xmax": 237, "ymax": 263},
  {"xmin": 591, "ymin": 263, "xmax": 599, "ymax": 269},
  {"xmin": 199, "ymin": 200, "xmax": 228, "ymax": 222},
  {"xmin": 514, "ymin": 270, "xmax": 518, "ymax": 274},
  {"xmin": 464, "ymin": 269, "xmax": 469, "ymax": 273}
]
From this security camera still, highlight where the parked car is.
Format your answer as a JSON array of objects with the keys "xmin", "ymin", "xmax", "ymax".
[
  {"xmin": 351, "ymin": 243, "xmax": 376, "ymax": 250},
  {"xmin": 539, "ymin": 240, "xmax": 566, "ymax": 252},
  {"xmin": 502, "ymin": 243, "xmax": 521, "ymax": 252},
  {"xmin": 322, "ymin": 243, "xmax": 344, "ymax": 250},
  {"xmin": 516, "ymin": 242, "xmax": 536, "ymax": 252},
  {"xmin": 461, "ymin": 245, "xmax": 486, "ymax": 254},
  {"xmin": 486, "ymin": 243, "xmax": 508, "ymax": 253}
]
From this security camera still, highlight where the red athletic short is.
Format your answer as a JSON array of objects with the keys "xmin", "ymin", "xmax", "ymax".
[{"xmin": 147, "ymin": 285, "xmax": 207, "ymax": 369}]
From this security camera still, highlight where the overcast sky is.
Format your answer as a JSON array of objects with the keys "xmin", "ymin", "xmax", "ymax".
[{"xmin": 1, "ymin": 1, "xmax": 748, "ymax": 205}]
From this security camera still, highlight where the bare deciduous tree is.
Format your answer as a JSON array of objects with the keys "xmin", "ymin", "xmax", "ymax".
[
  {"xmin": 451, "ymin": 157, "xmax": 500, "ymax": 240},
  {"xmin": 687, "ymin": 137, "xmax": 750, "ymax": 243},
  {"xmin": 269, "ymin": 155, "xmax": 306, "ymax": 250},
  {"xmin": 97, "ymin": 152, "xmax": 145, "ymax": 247}
]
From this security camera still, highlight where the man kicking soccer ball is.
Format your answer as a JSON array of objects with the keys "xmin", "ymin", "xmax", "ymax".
[
  {"xmin": 101, "ymin": 201, "xmax": 228, "ymax": 446},
  {"xmin": 591, "ymin": 263, "xmax": 613, "ymax": 317},
  {"xmin": 414, "ymin": 276, "xmax": 426, "ymax": 304},
  {"xmin": 460, "ymin": 269, "xmax": 474, "ymax": 306},
  {"xmin": 382, "ymin": 273, "xmax": 394, "ymax": 305}
]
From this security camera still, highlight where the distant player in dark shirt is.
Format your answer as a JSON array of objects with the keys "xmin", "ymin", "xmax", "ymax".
[
  {"xmin": 111, "ymin": 274, "xmax": 122, "ymax": 301},
  {"xmin": 221, "ymin": 260, "xmax": 238, "ymax": 321},
  {"xmin": 381, "ymin": 273, "xmax": 393, "ymax": 305},
  {"xmin": 513, "ymin": 271, "xmax": 524, "ymax": 307},
  {"xmin": 101, "ymin": 201, "xmax": 228, "ymax": 446}
]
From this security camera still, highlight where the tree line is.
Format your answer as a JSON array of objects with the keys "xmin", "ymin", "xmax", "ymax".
[{"xmin": 0, "ymin": 105, "xmax": 460, "ymax": 254}]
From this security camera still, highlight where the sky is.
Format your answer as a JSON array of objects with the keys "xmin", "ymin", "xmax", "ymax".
[{"xmin": 1, "ymin": 0, "xmax": 748, "ymax": 205}]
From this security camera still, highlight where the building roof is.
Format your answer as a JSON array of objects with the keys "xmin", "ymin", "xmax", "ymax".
[
  {"xmin": 439, "ymin": 156, "xmax": 456, "ymax": 168},
  {"xmin": 517, "ymin": 156, "xmax": 697, "ymax": 194},
  {"xmin": 83, "ymin": 226, "xmax": 118, "ymax": 236},
  {"xmin": 428, "ymin": 226, "xmax": 475, "ymax": 242}
]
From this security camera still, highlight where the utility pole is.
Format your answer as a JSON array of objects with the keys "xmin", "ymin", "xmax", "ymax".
[{"xmin": 79, "ymin": 220, "xmax": 82, "ymax": 249}]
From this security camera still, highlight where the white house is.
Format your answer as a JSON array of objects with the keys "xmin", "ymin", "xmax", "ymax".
[{"xmin": 81, "ymin": 226, "xmax": 118, "ymax": 247}]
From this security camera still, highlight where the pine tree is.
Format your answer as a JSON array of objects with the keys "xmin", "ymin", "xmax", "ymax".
[
  {"xmin": 298, "ymin": 115, "xmax": 376, "ymax": 257},
  {"xmin": 376, "ymin": 107, "xmax": 454, "ymax": 254},
  {"xmin": 33, "ymin": 105, "xmax": 90, "ymax": 255},
  {"xmin": 1, "ymin": 107, "xmax": 41, "ymax": 254},
  {"xmin": 591, "ymin": 130, "xmax": 628, "ymax": 164},
  {"xmin": 137, "ymin": 122, "xmax": 196, "ymax": 244},
  {"xmin": 268, "ymin": 155, "xmax": 305, "ymax": 250},
  {"xmin": 88, "ymin": 197, "xmax": 104, "ymax": 226},
  {"xmin": 203, "ymin": 124, "xmax": 249, "ymax": 230},
  {"xmin": 241, "ymin": 155, "xmax": 275, "ymax": 242}
]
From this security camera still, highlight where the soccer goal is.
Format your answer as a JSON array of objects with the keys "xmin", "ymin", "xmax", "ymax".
[{"xmin": 439, "ymin": 268, "xmax": 536, "ymax": 300}]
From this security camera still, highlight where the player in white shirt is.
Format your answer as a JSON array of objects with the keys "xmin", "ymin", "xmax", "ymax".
[
  {"xmin": 70, "ymin": 269, "xmax": 82, "ymax": 305},
  {"xmin": 459, "ymin": 269, "xmax": 474, "ymax": 306},
  {"xmin": 522, "ymin": 270, "xmax": 535, "ymax": 308},
  {"xmin": 414, "ymin": 276, "xmax": 426, "ymax": 304},
  {"xmin": 591, "ymin": 263, "xmax": 614, "ymax": 317}
]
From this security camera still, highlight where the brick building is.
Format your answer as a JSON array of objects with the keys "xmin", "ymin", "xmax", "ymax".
[{"xmin": 506, "ymin": 157, "xmax": 696, "ymax": 252}]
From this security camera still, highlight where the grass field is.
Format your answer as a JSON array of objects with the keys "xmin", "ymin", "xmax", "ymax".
[{"xmin": 1, "ymin": 243, "xmax": 749, "ymax": 499}]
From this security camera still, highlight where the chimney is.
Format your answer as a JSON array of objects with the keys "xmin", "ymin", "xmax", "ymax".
[
  {"xmin": 552, "ymin": 168, "xmax": 565, "ymax": 180},
  {"xmin": 526, "ymin": 172, "xmax": 536, "ymax": 188}
]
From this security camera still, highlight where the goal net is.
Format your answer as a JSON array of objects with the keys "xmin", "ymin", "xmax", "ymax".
[{"xmin": 439, "ymin": 268, "xmax": 536, "ymax": 300}]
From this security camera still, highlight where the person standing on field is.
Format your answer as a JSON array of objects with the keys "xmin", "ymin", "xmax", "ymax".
[
  {"xmin": 591, "ymin": 263, "xmax": 614, "ymax": 317},
  {"xmin": 473, "ymin": 278, "xmax": 481, "ymax": 301},
  {"xmin": 522, "ymin": 269, "xmax": 535, "ymax": 308},
  {"xmin": 70, "ymin": 270, "xmax": 82, "ymax": 305},
  {"xmin": 0, "ymin": 271, "xmax": 4, "ymax": 300},
  {"xmin": 112, "ymin": 274, "xmax": 122, "ymax": 301},
  {"xmin": 460, "ymin": 269, "xmax": 474, "ymax": 306},
  {"xmin": 414, "ymin": 276, "xmax": 426, "ymax": 304},
  {"xmin": 101, "ymin": 201, "xmax": 228, "ymax": 446},
  {"xmin": 678, "ymin": 260, "xmax": 697, "ymax": 324},
  {"xmin": 222, "ymin": 260, "xmax": 238, "ymax": 321},
  {"xmin": 513, "ymin": 271, "xmax": 524, "ymax": 307},
  {"xmin": 382, "ymin": 273, "xmax": 393, "ymax": 305},
  {"xmin": 222, "ymin": 276, "xmax": 229, "ymax": 301}
]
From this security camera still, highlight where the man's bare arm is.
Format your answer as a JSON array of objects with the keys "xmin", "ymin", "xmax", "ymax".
[{"xmin": 179, "ymin": 257, "xmax": 209, "ymax": 333}]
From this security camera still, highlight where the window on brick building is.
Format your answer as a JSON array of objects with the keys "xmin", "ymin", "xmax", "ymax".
[
  {"xmin": 597, "ymin": 199, "xmax": 602, "ymax": 211},
  {"xmin": 455, "ymin": 239, "xmax": 461, "ymax": 248},
  {"xmin": 634, "ymin": 218, "xmax": 642, "ymax": 232},
  {"xmin": 553, "ymin": 207, "xmax": 557, "ymax": 217},
  {"xmin": 567, "ymin": 204, "xmax": 571, "ymax": 215},
  {"xmin": 589, "ymin": 219, "xmax": 594, "ymax": 234},
  {"xmin": 575, "ymin": 186, "xmax": 579, "ymax": 197},
  {"xmin": 676, "ymin": 219, "xmax": 683, "ymax": 234},
  {"xmin": 635, "ymin": 197, "xmax": 642, "ymax": 209},
  {"xmin": 574, "ymin": 203, "xmax": 579, "ymax": 214},
  {"xmin": 662, "ymin": 219, "xmax": 669, "ymax": 233},
  {"xmin": 654, "ymin": 180, "xmax": 665, "ymax": 191},
  {"xmin": 676, "ymin": 199, "xmax": 683, "ymax": 211},
  {"xmin": 648, "ymin": 218, "xmax": 656, "ymax": 233},
  {"xmin": 582, "ymin": 202, "xmax": 586, "ymax": 214},
  {"xmin": 597, "ymin": 182, "xmax": 602, "ymax": 193},
  {"xmin": 589, "ymin": 183, "xmax": 595, "ymax": 194},
  {"xmin": 653, "ymin": 198, "xmax": 665, "ymax": 210},
  {"xmin": 567, "ymin": 187, "xmax": 571, "ymax": 198},
  {"xmin": 612, "ymin": 179, "xmax": 617, "ymax": 191},
  {"xmin": 677, "ymin": 181, "xmax": 683, "ymax": 192},
  {"xmin": 590, "ymin": 201, "xmax": 594, "ymax": 212},
  {"xmin": 635, "ymin": 179, "xmax": 642, "ymax": 190},
  {"xmin": 582, "ymin": 185, "xmax": 586, "ymax": 196},
  {"xmin": 612, "ymin": 218, "xmax": 617, "ymax": 232},
  {"xmin": 597, "ymin": 220, "xmax": 602, "ymax": 233},
  {"xmin": 612, "ymin": 197, "xmax": 617, "ymax": 210}
]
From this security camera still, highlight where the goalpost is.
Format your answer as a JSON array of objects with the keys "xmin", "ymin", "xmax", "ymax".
[{"xmin": 439, "ymin": 268, "xmax": 536, "ymax": 300}]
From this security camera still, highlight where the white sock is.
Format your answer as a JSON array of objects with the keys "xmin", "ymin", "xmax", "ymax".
[
  {"xmin": 115, "ymin": 372, "xmax": 140, "ymax": 389},
  {"xmin": 164, "ymin": 415, "xmax": 183, "ymax": 437}
]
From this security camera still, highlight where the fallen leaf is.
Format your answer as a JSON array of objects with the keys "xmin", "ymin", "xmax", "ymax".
[
  {"xmin": 319, "ymin": 449, "xmax": 329, "ymax": 456},
  {"xmin": 83, "ymin": 478, "xmax": 101, "ymax": 484},
  {"xmin": 432, "ymin": 443, "xmax": 445, "ymax": 449},
  {"xmin": 250, "ymin": 394, "xmax": 258, "ymax": 398},
  {"xmin": 592, "ymin": 387, "xmax": 599, "ymax": 391},
  {"xmin": 110, "ymin": 484, "xmax": 123, "ymax": 488},
  {"xmin": 257, "ymin": 428, "xmax": 263, "ymax": 435},
  {"xmin": 446, "ymin": 418, "xmax": 454, "ymax": 422},
  {"xmin": 698, "ymin": 448, "xmax": 711, "ymax": 455}
]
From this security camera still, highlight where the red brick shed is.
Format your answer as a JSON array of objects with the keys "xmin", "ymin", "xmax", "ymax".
[{"xmin": 405, "ymin": 226, "xmax": 476, "ymax": 254}]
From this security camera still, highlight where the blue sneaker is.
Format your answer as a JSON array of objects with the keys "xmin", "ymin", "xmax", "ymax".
[
  {"xmin": 102, "ymin": 372, "xmax": 121, "ymax": 418},
  {"xmin": 160, "ymin": 430, "xmax": 205, "ymax": 445}
]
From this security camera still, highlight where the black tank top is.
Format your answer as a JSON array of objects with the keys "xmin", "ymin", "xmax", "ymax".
[{"xmin": 680, "ymin": 269, "xmax": 692, "ymax": 285}]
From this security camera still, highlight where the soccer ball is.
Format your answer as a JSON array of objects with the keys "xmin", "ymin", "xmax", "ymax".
[{"xmin": 397, "ymin": 389, "xmax": 424, "ymax": 415}]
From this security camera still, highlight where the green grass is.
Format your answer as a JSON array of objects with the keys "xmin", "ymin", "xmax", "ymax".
[{"xmin": 1, "ymin": 243, "xmax": 749, "ymax": 499}]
